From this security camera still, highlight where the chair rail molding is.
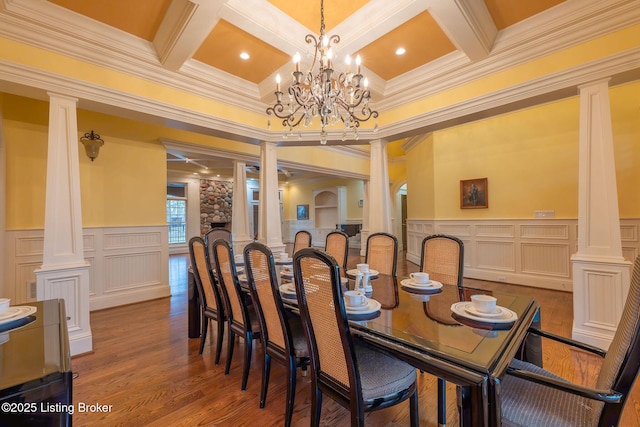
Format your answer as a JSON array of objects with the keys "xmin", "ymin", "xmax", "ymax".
[
  {"xmin": 406, "ymin": 218, "xmax": 640, "ymax": 293},
  {"xmin": 5, "ymin": 226, "xmax": 170, "ymax": 312}
]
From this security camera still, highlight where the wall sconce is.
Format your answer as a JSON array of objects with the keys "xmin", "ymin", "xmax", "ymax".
[{"xmin": 80, "ymin": 130, "xmax": 104, "ymax": 162}]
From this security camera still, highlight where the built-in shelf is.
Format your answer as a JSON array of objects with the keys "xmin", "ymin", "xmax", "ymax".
[{"xmin": 312, "ymin": 187, "xmax": 347, "ymax": 244}]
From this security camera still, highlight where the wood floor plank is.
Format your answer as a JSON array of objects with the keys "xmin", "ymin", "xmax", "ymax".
[{"xmin": 71, "ymin": 252, "xmax": 640, "ymax": 426}]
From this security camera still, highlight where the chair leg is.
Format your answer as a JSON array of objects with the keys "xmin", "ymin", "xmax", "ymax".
[
  {"xmin": 311, "ymin": 388, "xmax": 322, "ymax": 427},
  {"xmin": 438, "ymin": 378, "xmax": 446, "ymax": 427},
  {"xmin": 284, "ymin": 357, "xmax": 297, "ymax": 427},
  {"xmin": 241, "ymin": 332, "xmax": 253, "ymax": 390},
  {"xmin": 215, "ymin": 318, "xmax": 224, "ymax": 365},
  {"xmin": 260, "ymin": 352, "xmax": 271, "ymax": 408},
  {"xmin": 225, "ymin": 328, "xmax": 235, "ymax": 375},
  {"xmin": 198, "ymin": 315, "xmax": 208, "ymax": 355},
  {"xmin": 410, "ymin": 389, "xmax": 419, "ymax": 427}
]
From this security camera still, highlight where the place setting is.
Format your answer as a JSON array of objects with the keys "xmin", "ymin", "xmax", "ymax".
[
  {"xmin": 279, "ymin": 283, "xmax": 298, "ymax": 304},
  {"xmin": 342, "ymin": 290, "xmax": 381, "ymax": 320},
  {"xmin": 400, "ymin": 272, "xmax": 443, "ymax": 294},
  {"xmin": 450, "ymin": 294, "xmax": 518, "ymax": 330},
  {"xmin": 0, "ymin": 298, "xmax": 38, "ymax": 333}
]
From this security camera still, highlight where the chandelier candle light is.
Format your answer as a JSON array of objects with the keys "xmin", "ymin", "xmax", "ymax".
[{"xmin": 266, "ymin": 0, "xmax": 378, "ymax": 144}]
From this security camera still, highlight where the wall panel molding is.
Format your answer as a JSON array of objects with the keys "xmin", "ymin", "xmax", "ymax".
[
  {"xmin": 406, "ymin": 218, "xmax": 640, "ymax": 292},
  {"xmin": 5, "ymin": 226, "xmax": 170, "ymax": 310}
]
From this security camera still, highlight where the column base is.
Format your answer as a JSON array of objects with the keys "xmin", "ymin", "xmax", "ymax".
[
  {"xmin": 571, "ymin": 255, "xmax": 632, "ymax": 350},
  {"xmin": 35, "ymin": 262, "xmax": 93, "ymax": 356}
]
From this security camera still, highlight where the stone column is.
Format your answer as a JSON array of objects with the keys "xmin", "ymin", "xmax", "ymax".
[
  {"xmin": 258, "ymin": 141, "xmax": 285, "ymax": 254},
  {"xmin": 35, "ymin": 93, "xmax": 92, "ymax": 356},
  {"xmin": 360, "ymin": 180, "xmax": 370, "ymax": 257},
  {"xmin": 232, "ymin": 160, "xmax": 252, "ymax": 254},
  {"xmin": 571, "ymin": 79, "xmax": 631, "ymax": 350},
  {"xmin": 367, "ymin": 139, "xmax": 392, "ymax": 234}
]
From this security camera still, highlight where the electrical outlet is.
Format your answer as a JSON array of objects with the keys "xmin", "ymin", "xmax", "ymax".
[
  {"xmin": 28, "ymin": 281, "xmax": 37, "ymax": 299},
  {"xmin": 498, "ymin": 277, "xmax": 507, "ymax": 282},
  {"xmin": 534, "ymin": 210, "xmax": 555, "ymax": 218}
]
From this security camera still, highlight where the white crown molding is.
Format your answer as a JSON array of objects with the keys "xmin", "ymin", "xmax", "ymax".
[
  {"xmin": 378, "ymin": 47, "xmax": 640, "ymax": 139},
  {"xmin": 402, "ymin": 134, "xmax": 432, "ymax": 153},
  {"xmin": 161, "ymin": 138, "xmax": 369, "ymax": 180}
]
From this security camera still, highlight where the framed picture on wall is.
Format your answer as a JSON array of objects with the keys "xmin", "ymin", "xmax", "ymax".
[
  {"xmin": 460, "ymin": 178, "xmax": 488, "ymax": 209},
  {"xmin": 297, "ymin": 204, "xmax": 309, "ymax": 220}
]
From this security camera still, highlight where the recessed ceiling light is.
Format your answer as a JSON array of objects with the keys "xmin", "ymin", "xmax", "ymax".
[
  {"xmin": 240, "ymin": 52, "xmax": 250, "ymax": 60},
  {"xmin": 395, "ymin": 47, "xmax": 406, "ymax": 55}
]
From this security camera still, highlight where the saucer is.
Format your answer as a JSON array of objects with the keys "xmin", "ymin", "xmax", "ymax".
[
  {"xmin": 345, "ymin": 299, "xmax": 381, "ymax": 315},
  {"xmin": 344, "ymin": 300, "xmax": 370, "ymax": 311},
  {"xmin": 464, "ymin": 304, "xmax": 504, "ymax": 318},
  {"xmin": 400, "ymin": 279, "xmax": 443, "ymax": 291},
  {"xmin": 0, "ymin": 306, "xmax": 37, "ymax": 325},
  {"xmin": 451, "ymin": 302, "xmax": 517, "ymax": 323},
  {"xmin": 279, "ymin": 284, "xmax": 296, "ymax": 295}
]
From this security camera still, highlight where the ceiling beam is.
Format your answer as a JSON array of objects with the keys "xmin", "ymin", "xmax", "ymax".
[
  {"xmin": 428, "ymin": 0, "xmax": 496, "ymax": 61},
  {"xmin": 154, "ymin": 0, "xmax": 227, "ymax": 71}
]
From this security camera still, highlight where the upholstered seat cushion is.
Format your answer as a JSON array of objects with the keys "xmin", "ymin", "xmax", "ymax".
[
  {"xmin": 287, "ymin": 315, "xmax": 310, "ymax": 358},
  {"xmin": 501, "ymin": 358, "xmax": 597, "ymax": 427},
  {"xmin": 354, "ymin": 341, "xmax": 416, "ymax": 401}
]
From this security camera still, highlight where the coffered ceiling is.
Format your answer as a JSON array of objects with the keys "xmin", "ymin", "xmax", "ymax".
[{"xmin": 1, "ymin": 0, "xmax": 638, "ymax": 177}]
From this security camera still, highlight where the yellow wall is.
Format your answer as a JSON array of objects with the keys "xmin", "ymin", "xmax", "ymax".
[
  {"xmin": 283, "ymin": 178, "xmax": 364, "ymax": 221},
  {"xmin": 3, "ymin": 95, "xmax": 166, "ymax": 229},
  {"xmin": 405, "ymin": 80, "xmax": 640, "ymax": 220}
]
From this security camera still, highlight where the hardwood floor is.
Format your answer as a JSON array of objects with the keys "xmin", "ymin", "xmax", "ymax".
[{"xmin": 71, "ymin": 252, "xmax": 640, "ymax": 426}]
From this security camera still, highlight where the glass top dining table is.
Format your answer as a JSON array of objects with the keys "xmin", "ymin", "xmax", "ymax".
[{"xmin": 280, "ymin": 272, "xmax": 540, "ymax": 426}]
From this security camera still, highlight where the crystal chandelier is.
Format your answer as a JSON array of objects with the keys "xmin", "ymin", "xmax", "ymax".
[{"xmin": 266, "ymin": 0, "xmax": 378, "ymax": 144}]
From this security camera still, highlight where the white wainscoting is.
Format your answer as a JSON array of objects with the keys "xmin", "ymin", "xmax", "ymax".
[
  {"xmin": 406, "ymin": 218, "xmax": 640, "ymax": 292},
  {"xmin": 5, "ymin": 226, "xmax": 170, "ymax": 310}
]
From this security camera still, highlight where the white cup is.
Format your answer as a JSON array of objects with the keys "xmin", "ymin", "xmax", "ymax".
[
  {"xmin": 410, "ymin": 272, "xmax": 430, "ymax": 284},
  {"xmin": 471, "ymin": 294, "xmax": 497, "ymax": 313},
  {"xmin": 0, "ymin": 298, "xmax": 9, "ymax": 314},
  {"xmin": 280, "ymin": 252, "xmax": 289, "ymax": 261},
  {"xmin": 344, "ymin": 290, "xmax": 367, "ymax": 307},
  {"xmin": 356, "ymin": 263, "xmax": 369, "ymax": 273}
]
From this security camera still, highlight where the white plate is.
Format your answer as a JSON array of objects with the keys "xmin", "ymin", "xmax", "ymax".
[
  {"xmin": 346, "ymin": 269, "xmax": 379, "ymax": 278},
  {"xmin": 451, "ymin": 302, "xmax": 517, "ymax": 323},
  {"xmin": 279, "ymin": 284, "xmax": 296, "ymax": 295},
  {"xmin": 0, "ymin": 306, "xmax": 37, "ymax": 325},
  {"xmin": 345, "ymin": 299, "xmax": 381, "ymax": 315},
  {"xmin": 400, "ymin": 279, "xmax": 443, "ymax": 291},
  {"xmin": 464, "ymin": 304, "xmax": 504, "ymax": 318}
]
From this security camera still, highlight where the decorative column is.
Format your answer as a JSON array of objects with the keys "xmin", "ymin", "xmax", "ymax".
[
  {"xmin": 367, "ymin": 139, "xmax": 392, "ymax": 234},
  {"xmin": 571, "ymin": 79, "xmax": 631, "ymax": 350},
  {"xmin": 360, "ymin": 180, "xmax": 370, "ymax": 256},
  {"xmin": 258, "ymin": 141, "xmax": 285, "ymax": 254},
  {"xmin": 232, "ymin": 160, "xmax": 252, "ymax": 254},
  {"xmin": 35, "ymin": 93, "xmax": 92, "ymax": 356}
]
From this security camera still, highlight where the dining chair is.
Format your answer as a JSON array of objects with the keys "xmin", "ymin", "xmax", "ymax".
[
  {"xmin": 293, "ymin": 247, "xmax": 419, "ymax": 427},
  {"xmin": 292, "ymin": 230, "xmax": 312, "ymax": 255},
  {"xmin": 324, "ymin": 230, "xmax": 349, "ymax": 276},
  {"xmin": 243, "ymin": 242, "xmax": 309, "ymax": 427},
  {"xmin": 205, "ymin": 227, "xmax": 232, "ymax": 270},
  {"xmin": 188, "ymin": 236, "xmax": 226, "ymax": 362},
  {"xmin": 211, "ymin": 238, "xmax": 261, "ymax": 390},
  {"xmin": 499, "ymin": 255, "xmax": 640, "ymax": 427},
  {"xmin": 420, "ymin": 233, "xmax": 464, "ymax": 427},
  {"xmin": 365, "ymin": 232, "xmax": 398, "ymax": 276}
]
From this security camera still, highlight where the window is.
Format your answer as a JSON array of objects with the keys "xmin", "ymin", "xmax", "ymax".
[{"xmin": 167, "ymin": 183, "xmax": 187, "ymax": 245}]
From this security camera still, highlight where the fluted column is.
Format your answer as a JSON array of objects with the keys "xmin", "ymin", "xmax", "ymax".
[
  {"xmin": 571, "ymin": 79, "xmax": 631, "ymax": 350},
  {"xmin": 367, "ymin": 139, "xmax": 392, "ymax": 234},
  {"xmin": 258, "ymin": 141, "xmax": 285, "ymax": 253},
  {"xmin": 35, "ymin": 93, "xmax": 92, "ymax": 356},
  {"xmin": 232, "ymin": 160, "xmax": 252, "ymax": 254}
]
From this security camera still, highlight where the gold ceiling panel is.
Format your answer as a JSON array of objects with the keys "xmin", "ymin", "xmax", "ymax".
[
  {"xmin": 193, "ymin": 20, "xmax": 291, "ymax": 84},
  {"xmin": 484, "ymin": 0, "xmax": 566, "ymax": 30},
  {"xmin": 268, "ymin": 0, "xmax": 370, "ymax": 33},
  {"xmin": 48, "ymin": 0, "xmax": 171, "ymax": 41},
  {"xmin": 358, "ymin": 11, "xmax": 456, "ymax": 81}
]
